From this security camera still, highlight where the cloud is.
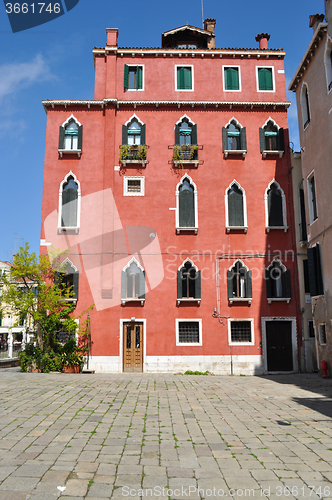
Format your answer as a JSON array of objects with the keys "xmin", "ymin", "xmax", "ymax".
[{"xmin": 0, "ymin": 54, "xmax": 53, "ymax": 102}]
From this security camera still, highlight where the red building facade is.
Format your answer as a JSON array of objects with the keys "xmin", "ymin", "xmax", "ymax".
[{"xmin": 40, "ymin": 21, "xmax": 300, "ymax": 374}]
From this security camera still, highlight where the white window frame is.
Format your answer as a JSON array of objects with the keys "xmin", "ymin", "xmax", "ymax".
[
  {"xmin": 176, "ymin": 318, "xmax": 202, "ymax": 346},
  {"xmin": 261, "ymin": 117, "xmax": 283, "ymax": 158},
  {"xmin": 307, "ymin": 170, "xmax": 318, "ymax": 224},
  {"xmin": 266, "ymin": 258, "xmax": 291, "ymax": 304},
  {"xmin": 256, "ymin": 66, "xmax": 275, "ymax": 93},
  {"xmin": 58, "ymin": 171, "xmax": 81, "ymax": 233},
  {"xmin": 175, "ymin": 65, "xmax": 194, "ymax": 92},
  {"xmin": 125, "ymin": 64, "xmax": 145, "ymax": 92},
  {"xmin": 175, "ymin": 174, "xmax": 198, "ymax": 234},
  {"xmin": 59, "ymin": 114, "xmax": 82, "ymax": 157},
  {"xmin": 123, "ymin": 176, "xmax": 145, "ymax": 196},
  {"xmin": 121, "ymin": 257, "xmax": 145, "ymax": 305},
  {"xmin": 228, "ymin": 318, "xmax": 254, "ymax": 346},
  {"xmin": 318, "ymin": 323, "xmax": 327, "ymax": 345},
  {"xmin": 264, "ymin": 179, "xmax": 288, "ymax": 232},
  {"xmin": 225, "ymin": 179, "xmax": 248, "ymax": 233},
  {"xmin": 222, "ymin": 65, "xmax": 242, "ymax": 92},
  {"xmin": 325, "ymin": 36, "xmax": 332, "ymax": 93},
  {"xmin": 227, "ymin": 259, "xmax": 252, "ymax": 305},
  {"xmin": 177, "ymin": 259, "xmax": 201, "ymax": 306},
  {"xmin": 223, "ymin": 117, "xmax": 246, "ymax": 157},
  {"xmin": 300, "ymin": 82, "xmax": 311, "ymax": 130}
]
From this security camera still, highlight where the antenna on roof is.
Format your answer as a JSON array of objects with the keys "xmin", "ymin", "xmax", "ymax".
[{"xmin": 201, "ymin": 0, "xmax": 204, "ymax": 27}]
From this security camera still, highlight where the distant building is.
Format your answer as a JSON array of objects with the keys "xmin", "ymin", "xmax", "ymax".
[
  {"xmin": 289, "ymin": 8, "xmax": 332, "ymax": 376},
  {"xmin": 40, "ymin": 20, "xmax": 300, "ymax": 374}
]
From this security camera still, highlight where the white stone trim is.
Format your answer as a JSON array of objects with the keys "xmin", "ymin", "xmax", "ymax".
[
  {"xmin": 264, "ymin": 179, "xmax": 287, "ymax": 230},
  {"xmin": 256, "ymin": 66, "xmax": 275, "ymax": 92},
  {"xmin": 175, "ymin": 175, "xmax": 198, "ymax": 234},
  {"xmin": 119, "ymin": 319, "xmax": 147, "ymax": 372},
  {"xmin": 124, "ymin": 113, "xmax": 144, "ymax": 126},
  {"xmin": 261, "ymin": 317, "xmax": 298, "ymax": 373},
  {"xmin": 122, "ymin": 256, "xmax": 144, "ymax": 273},
  {"xmin": 58, "ymin": 171, "xmax": 81, "ymax": 232},
  {"xmin": 266, "ymin": 257, "xmax": 287, "ymax": 273},
  {"xmin": 174, "ymin": 64, "xmax": 194, "ymax": 92},
  {"xmin": 124, "ymin": 64, "xmax": 145, "ymax": 91},
  {"xmin": 175, "ymin": 114, "xmax": 196, "ymax": 126},
  {"xmin": 176, "ymin": 318, "xmax": 202, "ymax": 346},
  {"xmin": 228, "ymin": 318, "xmax": 254, "ymax": 346},
  {"xmin": 177, "ymin": 258, "xmax": 198, "ymax": 272},
  {"xmin": 123, "ymin": 176, "xmax": 145, "ymax": 196},
  {"xmin": 61, "ymin": 114, "xmax": 82, "ymax": 128},
  {"xmin": 225, "ymin": 180, "xmax": 248, "ymax": 232},
  {"xmin": 222, "ymin": 65, "xmax": 242, "ymax": 92},
  {"xmin": 261, "ymin": 116, "xmax": 280, "ymax": 130},
  {"xmin": 224, "ymin": 116, "xmax": 243, "ymax": 128},
  {"xmin": 60, "ymin": 257, "xmax": 78, "ymax": 273}
]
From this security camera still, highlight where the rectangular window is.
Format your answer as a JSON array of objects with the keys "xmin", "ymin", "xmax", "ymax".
[
  {"xmin": 176, "ymin": 66, "xmax": 193, "ymax": 90},
  {"xmin": 228, "ymin": 319, "xmax": 254, "ymax": 345},
  {"xmin": 257, "ymin": 67, "xmax": 274, "ymax": 91},
  {"xmin": 124, "ymin": 65, "xmax": 143, "ymax": 90},
  {"xmin": 303, "ymin": 260, "xmax": 310, "ymax": 294},
  {"xmin": 308, "ymin": 320, "xmax": 315, "ymax": 338},
  {"xmin": 176, "ymin": 319, "xmax": 202, "ymax": 346},
  {"xmin": 307, "ymin": 174, "xmax": 318, "ymax": 222},
  {"xmin": 319, "ymin": 324, "xmax": 327, "ymax": 344},
  {"xmin": 123, "ymin": 176, "xmax": 145, "ymax": 196},
  {"xmin": 307, "ymin": 244, "xmax": 324, "ymax": 297},
  {"xmin": 223, "ymin": 66, "xmax": 240, "ymax": 91}
]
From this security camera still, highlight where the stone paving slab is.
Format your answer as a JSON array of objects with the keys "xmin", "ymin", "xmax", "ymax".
[{"xmin": 0, "ymin": 372, "xmax": 332, "ymax": 499}]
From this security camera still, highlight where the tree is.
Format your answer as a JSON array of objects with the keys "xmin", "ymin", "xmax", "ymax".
[{"xmin": 0, "ymin": 243, "xmax": 91, "ymax": 352}]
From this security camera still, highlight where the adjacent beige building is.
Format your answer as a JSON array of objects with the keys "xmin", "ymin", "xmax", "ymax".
[{"xmin": 289, "ymin": 8, "xmax": 332, "ymax": 376}]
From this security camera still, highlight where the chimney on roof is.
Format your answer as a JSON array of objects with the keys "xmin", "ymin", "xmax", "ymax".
[
  {"xmin": 309, "ymin": 14, "xmax": 325, "ymax": 32},
  {"xmin": 204, "ymin": 18, "xmax": 216, "ymax": 49},
  {"xmin": 255, "ymin": 33, "xmax": 270, "ymax": 50}
]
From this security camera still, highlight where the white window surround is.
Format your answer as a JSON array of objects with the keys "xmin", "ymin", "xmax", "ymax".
[
  {"xmin": 266, "ymin": 258, "xmax": 291, "ymax": 304},
  {"xmin": 124, "ymin": 113, "xmax": 144, "ymax": 127},
  {"xmin": 261, "ymin": 117, "xmax": 283, "ymax": 158},
  {"xmin": 264, "ymin": 179, "xmax": 288, "ymax": 232},
  {"xmin": 176, "ymin": 318, "xmax": 202, "ymax": 346},
  {"xmin": 123, "ymin": 176, "xmax": 145, "ymax": 196},
  {"xmin": 307, "ymin": 170, "xmax": 318, "ymax": 224},
  {"xmin": 325, "ymin": 36, "xmax": 332, "ymax": 93},
  {"xmin": 227, "ymin": 259, "xmax": 252, "ymax": 305},
  {"xmin": 58, "ymin": 171, "xmax": 81, "ymax": 233},
  {"xmin": 222, "ymin": 65, "xmax": 242, "ymax": 92},
  {"xmin": 261, "ymin": 317, "xmax": 298, "ymax": 373},
  {"xmin": 228, "ymin": 318, "xmax": 254, "ymax": 346},
  {"xmin": 59, "ymin": 115, "xmax": 82, "ymax": 157},
  {"xmin": 225, "ymin": 180, "xmax": 248, "ymax": 233},
  {"xmin": 223, "ymin": 117, "xmax": 246, "ymax": 157},
  {"xmin": 177, "ymin": 258, "xmax": 200, "ymax": 306},
  {"xmin": 121, "ymin": 257, "xmax": 145, "ymax": 305},
  {"xmin": 125, "ymin": 64, "xmax": 145, "ymax": 91},
  {"xmin": 175, "ymin": 114, "xmax": 196, "ymax": 126},
  {"xmin": 57, "ymin": 258, "xmax": 79, "ymax": 302},
  {"xmin": 300, "ymin": 82, "xmax": 311, "ymax": 130},
  {"xmin": 255, "ymin": 66, "xmax": 275, "ymax": 93},
  {"xmin": 175, "ymin": 174, "xmax": 198, "ymax": 234},
  {"xmin": 175, "ymin": 65, "xmax": 194, "ymax": 92}
]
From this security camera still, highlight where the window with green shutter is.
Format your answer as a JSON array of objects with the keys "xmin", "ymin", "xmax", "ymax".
[
  {"xmin": 177, "ymin": 260, "xmax": 201, "ymax": 301},
  {"xmin": 227, "ymin": 261, "xmax": 252, "ymax": 300},
  {"xmin": 267, "ymin": 182, "xmax": 284, "ymax": 227},
  {"xmin": 266, "ymin": 260, "xmax": 291, "ymax": 300},
  {"xmin": 227, "ymin": 183, "xmax": 244, "ymax": 227},
  {"xmin": 179, "ymin": 178, "xmax": 195, "ymax": 228},
  {"xmin": 61, "ymin": 177, "xmax": 78, "ymax": 228},
  {"xmin": 257, "ymin": 67, "xmax": 274, "ymax": 91},
  {"xmin": 124, "ymin": 65, "xmax": 143, "ymax": 90},
  {"xmin": 224, "ymin": 67, "xmax": 240, "ymax": 91},
  {"xmin": 176, "ymin": 66, "xmax": 192, "ymax": 90},
  {"xmin": 55, "ymin": 260, "xmax": 79, "ymax": 300}
]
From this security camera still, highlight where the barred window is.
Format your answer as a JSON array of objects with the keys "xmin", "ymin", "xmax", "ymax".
[
  {"xmin": 230, "ymin": 321, "xmax": 252, "ymax": 343},
  {"xmin": 56, "ymin": 326, "xmax": 75, "ymax": 344},
  {"xmin": 319, "ymin": 324, "xmax": 326, "ymax": 344},
  {"xmin": 127, "ymin": 179, "xmax": 141, "ymax": 193},
  {"xmin": 178, "ymin": 321, "xmax": 199, "ymax": 343}
]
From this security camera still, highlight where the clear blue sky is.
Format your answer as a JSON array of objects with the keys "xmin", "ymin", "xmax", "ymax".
[{"xmin": 0, "ymin": 0, "xmax": 323, "ymax": 260}]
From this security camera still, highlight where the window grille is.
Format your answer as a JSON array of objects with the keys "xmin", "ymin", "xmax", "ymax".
[
  {"xmin": 231, "ymin": 321, "xmax": 251, "ymax": 342},
  {"xmin": 178, "ymin": 322, "xmax": 199, "ymax": 343}
]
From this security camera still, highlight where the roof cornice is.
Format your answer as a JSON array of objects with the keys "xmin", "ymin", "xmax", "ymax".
[
  {"xmin": 42, "ymin": 99, "xmax": 290, "ymax": 112},
  {"xmin": 288, "ymin": 22, "xmax": 328, "ymax": 91}
]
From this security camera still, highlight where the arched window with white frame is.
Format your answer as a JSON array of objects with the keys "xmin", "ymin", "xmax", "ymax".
[
  {"xmin": 121, "ymin": 258, "xmax": 145, "ymax": 305},
  {"xmin": 222, "ymin": 118, "xmax": 247, "ymax": 157},
  {"xmin": 177, "ymin": 259, "xmax": 201, "ymax": 305},
  {"xmin": 55, "ymin": 258, "xmax": 79, "ymax": 301},
  {"xmin": 259, "ymin": 118, "xmax": 284, "ymax": 157},
  {"xmin": 325, "ymin": 36, "xmax": 332, "ymax": 91},
  {"xmin": 265, "ymin": 179, "xmax": 287, "ymax": 231},
  {"xmin": 58, "ymin": 115, "xmax": 82, "ymax": 156},
  {"xmin": 174, "ymin": 115, "xmax": 198, "ymax": 162},
  {"xmin": 301, "ymin": 83, "xmax": 311, "ymax": 129},
  {"xmin": 176, "ymin": 175, "xmax": 198, "ymax": 234},
  {"xmin": 227, "ymin": 260, "xmax": 252, "ymax": 304},
  {"xmin": 265, "ymin": 259, "xmax": 291, "ymax": 303},
  {"xmin": 225, "ymin": 180, "xmax": 247, "ymax": 232},
  {"xmin": 58, "ymin": 172, "xmax": 81, "ymax": 231}
]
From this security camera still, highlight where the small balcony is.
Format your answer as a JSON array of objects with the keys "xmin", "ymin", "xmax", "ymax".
[
  {"xmin": 120, "ymin": 145, "xmax": 148, "ymax": 167},
  {"xmin": 170, "ymin": 145, "xmax": 203, "ymax": 167}
]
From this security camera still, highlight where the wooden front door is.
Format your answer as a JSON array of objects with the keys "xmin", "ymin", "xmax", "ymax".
[
  {"xmin": 123, "ymin": 322, "xmax": 143, "ymax": 372},
  {"xmin": 266, "ymin": 320, "xmax": 293, "ymax": 372}
]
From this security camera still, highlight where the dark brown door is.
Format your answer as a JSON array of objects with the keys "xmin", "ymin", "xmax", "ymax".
[
  {"xmin": 123, "ymin": 322, "xmax": 143, "ymax": 372},
  {"xmin": 266, "ymin": 320, "xmax": 293, "ymax": 372}
]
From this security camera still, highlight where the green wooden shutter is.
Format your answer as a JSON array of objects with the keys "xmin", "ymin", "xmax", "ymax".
[
  {"xmin": 177, "ymin": 67, "xmax": 183, "ymax": 89},
  {"xmin": 195, "ymin": 270, "xmax": 201, "ymax": 299},
  {"xmin": 177, "ymin": 270, "xmax": 182, "ymax": 299},
  {"xmin": 268, "ymin": 187, "xmax": 283, "ymax": 226},
  {"xmin": 62, "ymin": 189, "xmax": 77, "ymax": 227},
  {"xmin": 124, "ymin": 64, "xmax": 129, "ymax": 89},
  {"xmin": 141, "ymin": 124, "xmax": 146, "ymax": 145},
  {"xmin": 122, "ymin": 124, "xmax": 128, "ymax": 145},
  {"xmin": 222, "ymin": 127, "xmax": 228, "ymax": 152},
  {"xmin": 282, "ymin": 270, "xmax": 291, "ymax": 299},
  {"xmin": 278, "ymin": 128, "xmax": 284, "ymax": 152},
  {"xmin": 316, "ymin": 244, "xmax": 324, "ymax": 295},
  {"xmin": 175, "ymin": 124, "xmax": 180, "ymax": 145},
  {"xmin": 138, "ymin": 270, "xmax": 145, "ymax": 300},
  {"xmin": 59, "ymin": 126, "xmax": 65, "ymax": 149},
  {"xmin": 121, "ymin": 270, "xmax": 127, "ymax": 300},
  {"xmin": 240, "ymin": 127, "xmax": 247, "ymax": 151},
  {"xmin": 78, "ymin": 125, "xmax": 83, "ymax": 150},
  {"xmin": 230, "ymin": 67, "xmax": 239, "ymax": 90},
  {"xmin": 265, "ymin": 268, "xmax": 272, "ymax": 299},
  {"xmin": 73, "ymin": 272, "xmax": 79, "ymax": 299},
  {"xmin": 259, "ymin": 128, "xmax": 265, "ymax": 152},
  {"xmin": 179, "ymin": 190, "xmax": 195, "ymax": 227},
  {"xmin": 228, "ymin": 186, "xmax": 244, "ymax": 227},
  {"xmin": 136, "ymin": 66, "xmax": 143, "ymax": 89},
  {"xmin": 227, "ymin": 270, "xmax": 233, "ymax": 299},
  {"xmin": 183, "ymin": 67, "xmax": 192, "ymax": 89},
  {"xmin": 191, "ymin": 124, "xmax": 197, "ymax": 145},
  {"xmin": 258, "ymin": 68, "xmax": 273, "ymax": 90},
  {"xmin": 299, "ymin": 188, "xmax": 307, "ymax": 242},
  {"xmin": 246, "ymin": 270, "xmax": 252, "ymax": 298}
]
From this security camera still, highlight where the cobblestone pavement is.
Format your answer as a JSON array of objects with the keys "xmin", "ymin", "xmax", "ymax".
[{"xmin": 0, "ymin": 371, "xmax": 332, "ymax": 500}]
